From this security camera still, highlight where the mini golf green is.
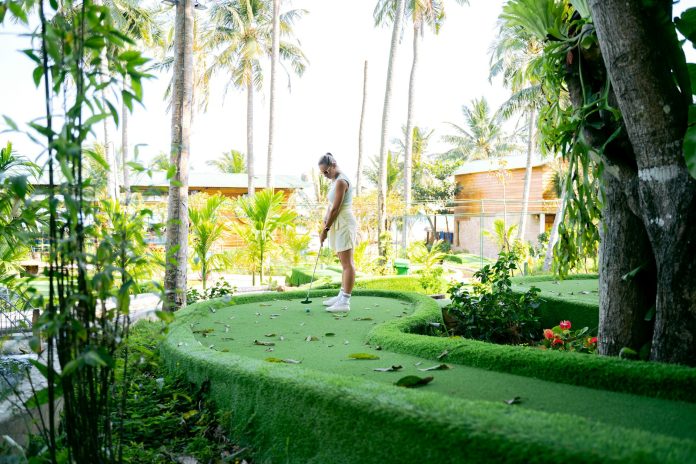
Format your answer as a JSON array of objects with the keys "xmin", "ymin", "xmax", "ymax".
[
  {"xmin": 189, "ymin": 294, "xmax": 696, "ymax": 441},
  {"xmin": 512, "ymin": 278, "xmax": 599, "ymax": 305}
]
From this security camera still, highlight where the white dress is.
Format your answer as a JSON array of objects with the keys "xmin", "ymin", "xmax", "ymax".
[{"xmin": 327, "ymin": 172, "xmax": 357, "ymax": 252}]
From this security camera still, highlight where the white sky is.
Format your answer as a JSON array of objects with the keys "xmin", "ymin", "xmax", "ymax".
[{"xmin": 1, "ymin": 0, "xmax": 694, "ymax": 182}]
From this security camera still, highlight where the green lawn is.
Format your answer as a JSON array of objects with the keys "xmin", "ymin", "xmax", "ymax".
[
  {"xmin": 513, "ymin": 276, "xmax": 599, "ymax": 305},
  {"xmin": 189, "ymin": 295, "xmax": 696, "ymax": 441}
]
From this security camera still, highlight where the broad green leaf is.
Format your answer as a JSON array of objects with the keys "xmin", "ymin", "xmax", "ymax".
[
  {"xmin": 675, "ymin": 7, "xmax": 696, "ymax": 45},
  {"xmin": 395, "ymin": 375, "xmax": 434, "ymax": 388}
]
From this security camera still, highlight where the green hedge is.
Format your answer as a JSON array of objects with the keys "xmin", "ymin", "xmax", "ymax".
[
  {"xmin": 162, "ymin": 290, "xmax": 696, "ymax": 464},
  {"xmin": 288, "ymin": 267, "xmax": 434, "ymax": 295},
  {"xmin": 530, "ymin": 294, "xmax": 599, "ymax": 331},
  {"xmin": 287, "ymin": 267, "xmax": 342, "ymax": 286}
]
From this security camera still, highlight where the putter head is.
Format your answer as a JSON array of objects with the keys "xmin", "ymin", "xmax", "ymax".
[{"xmin": 300, "ymin": 299, "xmax": 312, "ymax": 304}]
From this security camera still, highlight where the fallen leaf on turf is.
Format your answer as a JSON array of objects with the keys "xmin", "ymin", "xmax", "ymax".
[
  {"xmin": 344, "ymin": 340, "xmax": 350, "ymax": 345},
  {"xmin": 325, "ymin": 332, "xmax": 336, "ymax": 337},
  {"xmin": 255, "ymin": 312, "xmax": 261, "ymax": 316},
  {"xmin": 348, "ymin": 353, "xmax": 380, "ymax": 360},
  {"xmin": 221, "ymin": 348, "xmax": 229, "ymax": 353},
  {"xmin": 395, "ymin": 375, "xmax": 434, "ymax": 388},
  {"xmin": 279, "ymin": 336, "xmax": 285, "ymax": 341},
  {"xmin": 222, "ymin": 337, "xmax": 234, "ymax": 341},
  {"xmin": 353, "ymin": 317, "xmax": 373, "ymax": 321},
  {"xmin": 505, "ymin": 397, "xmax": 522, "ymax": 405},
  {"xmin": 271, "ymin": 313, "xmax": 280, "ymax": 317},
  {"xmin": 375, "ymin": 345, "xmax": 382, "ymax": 351},
  {"xmin": 260, "ymin": 303, "xmax": 272, "ymax": 307},
  {"xmin": 414, "ymin": 361, "xmax": 423, "ymax": 366},
  {"xmin": 437, "ymin": 350, "xmax": 449, "ymax": 360},
  {"xmin": 264, "ymin": 333, "xmax": 276, "ymax": 337},
  {"xmin": 580, "ymin": 290, "xmax": 590, "ymax": 294},
  {"xmin": 419, "ymin": 364, "xmax": 452, "ymax": 371},
  {"xmin": 429, "ymin": 322, "xmax": 442, "ymax": 328},
  {"xmin": 265, "ymin": 357, "xmax": 302, "ymax": 364},
  {"xmin": 193, "ymin": 328, "xmax": 214, "ymax": 336},
  {"xmin": 374, "ymin": 365, "xmax": 402, "ymax": 372},
  {"xmin": 208, "ymin": 345, "xmax": 215, "ymax": 349},
  {"xmin": 253, "ymin": 340, "xmax": 275, "ymax": 346},
  {"xmin": 306, "ymin": 335, "xmax": 319, "ymax": 342},
  {"xmin": 265, "ymin": 348, "xmax": 274, "ymax": 352}
]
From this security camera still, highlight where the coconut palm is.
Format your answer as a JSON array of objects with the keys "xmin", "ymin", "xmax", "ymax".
[
  {"xmin": 204, "ymin": 0, "xmax": 307, "ymax": 196},
  {"xmin": 207, "ymin": 150, "xmax": 247, "ymax": 173},
  {"xmin": 374, "ymin": 0, "xmax": 406, "ymax": 257},
  {"xmin": 490, "ymin": 17, "xmax": 545, "ymax": 240},
  {"xmin": 356, "ymin": 60, "xmax": 369, "ymax": 196},
  {"xmin": 235, "ymin": 189, "xmax": 296, "ymax": 285},
  {"xmin": 266, "ymin": 0, "xmax": 280, "ymax": 188},
  {"xmin": 189, "ymin": 194, "xmax": 230, "ymax": 290},
  {"xmin": 441, "ymin": 97, "xmax": 521, "ymax": 161},
  {"xmin": 365, "ymin": 151, "xmax": 402, "ymax": 196}
]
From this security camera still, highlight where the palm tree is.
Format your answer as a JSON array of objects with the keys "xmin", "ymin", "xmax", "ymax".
[
  {"xmin": 189, "ymin": 194, "xmax": 230, "ymax": 290},
  {"xmin": 356, "ymin": 60, "xmax": 369, "ymax": 196},
  {"xmin": 365, "ymin": 151, "xmax": 402, "ymax": 196},
  {"xmin": 490, "ymin": 18, "xmax": 545, "ymax": 240},
  {"xmin": 441, "ymin": 97, "xmax": 521, "ymax": 161},
  {"xmin": 205, "ymin": 0, "xmax": 307, "ymax": 196},
  {"xmin": 235, "ymin": 189, "xmax": 296, "ymax": 285},
  {"xmin": 163, "ymin": 0, "xmax": 195, "ymax": 311},
  {"xmin": 207, "ymin": 150, "xmax": 247, "ymax": 173},
  {"xmin": 266, "ymin": 0, "xmax": 280, "ymax": 189},
  {"xmin": 374, "ymin": 0, "xmax": 406, "ymax": 257}
]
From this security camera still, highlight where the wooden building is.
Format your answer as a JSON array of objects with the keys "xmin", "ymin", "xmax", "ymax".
[{"xmin": 452, "ymin": 155, "xmax": 560, "ymax": 258}]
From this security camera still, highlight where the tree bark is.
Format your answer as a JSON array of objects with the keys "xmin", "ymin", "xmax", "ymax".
[
  {"xmin": 402, "ymin": 23, "xmax": 420, "ymax": 250},
  {"xmin": 543, "ymin": 184, "xmax": 567, "ymax": 272},
  {"xmin": 247, "ymin": 80, "xmax": 255, "ymax": 196},
  {"xmin": 356, "ymin": 60, "xmax": 368, "ymax": 197},
  {"xmin": 589, "ymin": 0, "xmax": 696, "ymax": 364},
  {"xmin": 164, "ymin": 0, "xmax": 194, "ymax": 311},
  {"xmin": 517, "ymin": 107, "xmax": 535, "ymax": 241},
  {"xmin": 598, "ymin": 172, "xmax": 655, "ymax": 355},
  {"xmin": 377, "ymin": 0, "xmax": 405, "ymax": 257},
  {"xmin": 266, "ymin": 0, "xmax": 280, "ymax": 190}
]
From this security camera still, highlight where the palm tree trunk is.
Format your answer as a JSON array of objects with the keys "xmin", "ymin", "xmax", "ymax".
[
  {"xmin": 356, "ymin": 60, "xmax": 368, "ymax": 196},
  {"xmin": 543, "ymin": 185, "xmax": 567, "ymax": 272},
  {"xmin": 247, "ymin": 81, "xmax": 255, "ymax": 196},
  {"xmin": 518, "ymin": 107, "xmax": 535, "ymax": 241},
  {"xmin": 377, "ymin": 0, "xmax": 405, "ymax": 257},
  {"xmin": 94, "ymin": 0, "xmax": 116, "ymax": 199},
  {"xmin": 202, "ymin": 259, "xmax": 208, "ymax": 291},
  {"xmin": 402, "ymin": 23, "xmax": 420, "ymax": 250},
  {"xmin": 163, "ymin": 0, "xmax": 194, "ymax": 311},
  {"xmin": 266, "ymin": 0, "xmax": 280, "ymax": 189},
  {"xmin": 121, "ymin": 81, "xmax": 130, "ymax": 204}
]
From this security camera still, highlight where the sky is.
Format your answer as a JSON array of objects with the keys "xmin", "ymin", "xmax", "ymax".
[{"xmin": 1, "ymin": 1, "xmax": 695, "ymax": 182}]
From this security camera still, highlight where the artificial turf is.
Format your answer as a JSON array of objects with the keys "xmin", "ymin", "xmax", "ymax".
[
  {"xmin": 512, "ymin": 276, "xmax": 599, "ymax": 305},
  {"xmin": 189, "ymin": 295, "xmax": 696, "ymax": 441}
]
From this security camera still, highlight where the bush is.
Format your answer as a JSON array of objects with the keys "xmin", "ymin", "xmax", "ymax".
[
  {"xmin": 445, "ymin": 252, "xmax": 541, "ymax": 344},
  {"xmin": 186, "ymin": 278, "xmax": 236, "ymax": 305},
  {"xmin": 540, "ymin": 320, "xmax": 598, "ymax": 353}
]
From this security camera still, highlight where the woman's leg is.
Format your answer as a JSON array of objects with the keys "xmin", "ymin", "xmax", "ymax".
[{"xmin": 337, "ymin": 248, "xmax": 355, "ymax": 294}]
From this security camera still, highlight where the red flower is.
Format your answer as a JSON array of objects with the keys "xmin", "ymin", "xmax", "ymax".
[
  {"xmin": 559, "ymin": 320, "xmax": 571, "ymax": 330},
  {"xmin": 589, "ymin": 337, "xmax": 598, "ymax": 344},
  {"xmin": 543, "ymin": 329, "xmax": 554, "ymax": 340},
  {"xmin": 552, "ymin": 338, "xmax": 564, "ymax": 346}
]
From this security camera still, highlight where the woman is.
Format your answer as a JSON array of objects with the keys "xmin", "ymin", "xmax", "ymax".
[{"xmin": 318, "ymin": 153, "xmax": 357, "ymax": 312}]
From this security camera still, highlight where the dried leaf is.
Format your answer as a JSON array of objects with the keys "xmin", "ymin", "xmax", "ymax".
[
  {"xmin": 348, "ymin": 353, "xmax": 380, "ymax": 360},
  {"xmin": 305, "ymin": 335, "xmax": 319, "ymax": 342},
  {"xmin": 253, "ymin": 340, "xmax": 275, "ymax": 346},
  {"xmin": 437, "ymin": 349, "xmax": 449, "ymax": 360},
  {"xmin": 418, "ymin": 364, "xmax": 452, "ymax": 372},
  {"xmin": 505, "ymin": 396, "xmax": 522, "ymax": 405},
  {"xmin": 429, "ymin": 322, "xmax": 442, "ymax": 328},
  {"xmin": 395, "ymin": 375, "xmax": 434, "ymax": 388},
  {"xmin": 265, "ymin": 358, "xmax": 302, "ymax": 364},
  {"xmin": 373, "ymin": 365, "xmax": 402, "ymax": 372},
  {"xmin": 265, "ymin": 347, "xmax": 274, "ymax": 352},
  {"xmin": 260, "ymin": 303, "xmax": 272, "ymax": 307},
  {"xmin": 375, "ymin": 345, "xmax": 382, "ymax": 351},
  {"xmin": 353, "ymin": 317, "xmax": 373, "ymax": 321},
  {"xmin": 279, "ymin": 336, "xmax": 285, "ymax": 341},
  {"xmin": 325, "ymin": 332, "xmax": 336, "ymax": 337},
  {"xmin": 264, "ymin": 333, "xmax": 277, "ymax": 337},
  {"xmin": 192, "ymin": 328, "xmax": 214, "ymax": 336}
]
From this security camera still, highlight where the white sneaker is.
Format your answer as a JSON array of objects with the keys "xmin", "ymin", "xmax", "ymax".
[
  {"xmin": 326, "ymin": 300, "xmax": 350, "ymax": 313},
  {"xmin": 322, "ymin": 293, "xmax": 342, "ymax": 306}
]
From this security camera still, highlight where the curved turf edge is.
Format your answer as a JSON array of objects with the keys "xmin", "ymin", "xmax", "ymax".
[
  {"xmin": 162, "ymin": 290, "xmax": 696, "ymax": 464},
  {"xmin": 366, "ymin": 290, "xmax": 696, "ymax": 402}
]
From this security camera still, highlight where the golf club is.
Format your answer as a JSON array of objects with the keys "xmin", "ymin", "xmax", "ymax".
[{"xmin": 301, "ymin": 242, "xmax": 323, "ymax": 304}]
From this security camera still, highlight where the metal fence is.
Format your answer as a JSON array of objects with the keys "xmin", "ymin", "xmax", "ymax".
[{"xmin": 0, "ymin": 287, "xmax": 37, "ymax": 335}]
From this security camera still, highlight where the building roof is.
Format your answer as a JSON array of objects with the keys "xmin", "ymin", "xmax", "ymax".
[{"xmin": 454, "ymin": 154, "xmax": 548, "ymax": 176}]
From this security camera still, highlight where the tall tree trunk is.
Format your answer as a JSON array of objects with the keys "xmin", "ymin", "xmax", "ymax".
[
  {"xmin": 94, "ymin": 0, "xmax": 116, "ymax": 199},
  {"xmin": 377, "ymin": 0, "xmax": 405, "ymax": 257},
  {"xmin": 589, "ymin": 0, "xmax": 696, "ymax": 365},
  {"xmin": 402, "ymin": 23, "xmax": 420, "ymax": 250},
  {"xmin": 598, "ymin": 172, "xmax": 655, "ymax": 355},
  {"xmin": 542, "ymin": 187, "xmax": 566, "ymax": 272},
  {"xmin": 247, "ymin": 81, "xmax": 255, "ymax": 196},
  {"xmin": 266, "ymin": 0, "xmax": 280, "ymax": 189},
  {"xmin": 356, "ymin": 60, "xmax": 368, "ymax": 196},
  {"xmin": 517, "ymin": 107, "xmax": 535, "ymax": 240},
  {"xmin": 121, "ymin": 84, "xmax": 130, "ymax": 204},
  {"xmin": 163, "ymin": 0, "xmax": 194, "ymax": 311}
]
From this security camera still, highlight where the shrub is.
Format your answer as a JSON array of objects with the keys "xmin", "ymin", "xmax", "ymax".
[
  {"xmin": 540, "ymin": 320, "xmax": 598, "ymax": 354},
  {"xmin": 186, "ymin": 278, "xmax": 236, "ymax": 305},
  {"xmin": 445, "ymin": 252, "xmax": 541, "ymax": 344}
]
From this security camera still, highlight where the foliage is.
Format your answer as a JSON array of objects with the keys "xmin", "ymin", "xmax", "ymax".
[
  {"xmin": 484, "ymin": 218, "xmax": 518, "ymax": 253},
  {"xmin": 364, "ymin": 150, "xmax": 402, "ymax": 195},
  {"xmin": 441, "ymin": 97, "xmax": 522, "ymax": 161},
  {"xmin": 0, "ymin": 0, "xmax": 156, "ymax": 461},
  {"xmin": 206, "ymin": 149, "xmax": 247, "ymax": 174},
  {"xmin": 409, "ymin": 240, "xmax": 447, "ymax": 294},
  {"xmin": 114, "ymin": 322, "xmax": 245, "ymax": 463},
  {"xmin": 280, "ymin": 227, "xmax": 310, "ymax": 267},
  {"xmin": 540, "ymin": 320, "xmax": 598, "ymax": 354},
  {"xmin": 186, "ymin": 278, "xmax": 236, "ymax": 305},
  {"xmin": 445, "ymin": 252, "xmax": 541, "ymax": 344},
  {"xmin": 235, "ymin": 189, "xmax": 296, "ymax": 284},
  {"xmin": 188, "ymin": 193, "xmax": 230, "ymax": 290}
]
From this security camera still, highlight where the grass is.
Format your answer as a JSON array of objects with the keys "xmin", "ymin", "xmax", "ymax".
[{"xmin": 180, "ymin": 293, "xmax": 696, "ymax": 440}]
